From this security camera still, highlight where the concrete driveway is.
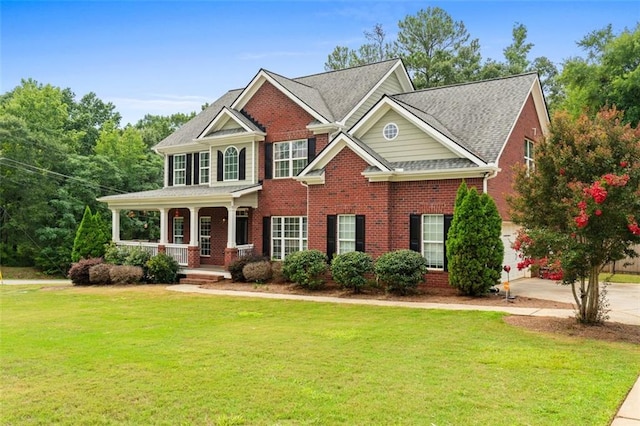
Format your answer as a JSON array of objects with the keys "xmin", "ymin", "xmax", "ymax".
[{"xmin": 505, "ymin": 278, "xmax": 640, "ymax": 325}]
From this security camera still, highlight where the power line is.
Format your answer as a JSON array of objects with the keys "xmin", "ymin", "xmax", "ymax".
[{"xmin": 0, "ymin": 157, "xmax": 129, "ymax": 195}]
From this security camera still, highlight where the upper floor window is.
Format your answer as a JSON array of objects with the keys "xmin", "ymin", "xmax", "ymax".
[
  {"xmin": 199, "ymin": 152, "xmax": 210, "ymax": 184},
  {"xmin": 173, "ymin": 154, "xmax": 186, "ymax": 186},
  {"xmin": 383, "ymin": 123, "xmax": 399, "ymax": 140},
  {"xmin": 224, "ymin": 147, "xmax": 239, "ymax": 181},
  {"xmin": 524, "ymin": 139, "xmax": 534, "ymax": 174},
  {"xmin": 274, "ymin": 140, "xmax": 307, "ymax": 178}
]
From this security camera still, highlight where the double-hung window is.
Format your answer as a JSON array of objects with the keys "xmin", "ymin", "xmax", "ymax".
[
  {"xmin": 338, "ymin": 215, "xmax": 356, "ymax": 254},
  {"xmin": 199, "ymin": 152, "xmax": 210, "ymax": 184},
  {"xmin": 422, "ymin": 214, "xmax": 445, "ymax": 269},
  {"xmin": 271, "ymin": 216, "xmax": 307, "ymax": 260},
  {"xmin": 524, "ymin": 139, "xmax": 534, "ymax": 175},
  {"xmin": 274, "ymin": 140, "xmax": 307, "ymax": 178},
  {"xmin": 173, "ymin": 154, "xmax": 186, "ymax": 186},
  {"xmin": 173, "ymin": 217, "xmax": 184, "ymax": 244},
  {"xmin": 199, "ymin": 217, "xmax": 211, "ymax": 256},
  {"xmin": 224, "ymin": 147, "xmax": 239, "ymax": 181}
]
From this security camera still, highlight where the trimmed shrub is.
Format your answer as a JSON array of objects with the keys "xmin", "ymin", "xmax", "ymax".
[
  {"xmin": 104, "ymin": 242, "xmax": 129, "ymax": 265},
  {"xmin": 375, "ymin": 250, "xmax": 428, "ymax": 295},
  {"xmin": 228, "ymin": 255, "xmax": 269, "ymax": 282},
  {"xmin": 109, "ymin": 265, "xmax": 143, "ymax": 285},
  {"xmin": 89, "ymin": 263, "xmax": 112, "ymax": 285},
  {"xmin": 69, "ymin": 258, "xmax": 104, "ymax": 285},
  {"xmin": 242, "ymin": 261, "xmax": 273, "ymax": 283},
  {"xmin": 124, "ymin": 247, "xmax": 152, "ymax": 280},
  {"xmin": 331, "ymin": 251, "xmax": 374, "ymax": 293},
  {"xmin": 270, "ymin": 261, "xmax": 286, "ymax": 284},
  {"xmin": 146, "ymin": 253, "xmax": 179, "ymax": 284},
  {"xmin": 282, "ymin": 250, "xmax": 327, "ymax": 290}
]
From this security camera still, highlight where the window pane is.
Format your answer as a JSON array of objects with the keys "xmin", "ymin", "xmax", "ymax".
[
  {"xmin": 200, "ymin": 152, "xmax": 210, "ymax": 184},
  {"xmin": 224, "ymin": 147, "xmax": 238, "ymax": 180},
  {"xmin": 274, "ymin": 142, "xmax": 290, "ymax": 160},
  {"xmin": 271, "ymin": 216, "xmax": 307, "ymax": 260},
  {"xmin": 200, "ymin": 217, "xmax": 211, "ymax": 256},
  {"xmin": 275, "ymin": 160, "xmax": 289, "ymax": 178},
  {"xmin": 292, "ymin": 140, "xmax": 307, "ymax": 158},
  {"xmin": 338, "ymin": 215, "xmax": 356, "ymax": 254},
  {"xmin": 422, "ymin": 215, "xmax": 443, "ymax": 269},
  {"xmin": 174, "ymin": 154, "xmax": 186, "ymax": 185}
]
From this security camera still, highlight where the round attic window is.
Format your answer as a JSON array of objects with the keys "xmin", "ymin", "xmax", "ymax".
[{"xmin": 383, "ymin": 123, "xmax": 399, "ymax": 140}]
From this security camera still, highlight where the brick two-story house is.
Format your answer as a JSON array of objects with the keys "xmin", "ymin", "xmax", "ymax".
[{"xmin": 98, "ymin": 59, "xmax": 548, "ymax": 284}]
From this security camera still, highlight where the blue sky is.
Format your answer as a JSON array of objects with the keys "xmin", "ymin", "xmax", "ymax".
[{"xmin": 2, "ymin": 1, "xmax": 638, "ymax": 125}]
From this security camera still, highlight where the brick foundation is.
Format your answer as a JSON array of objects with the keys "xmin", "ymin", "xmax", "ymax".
[
  {"xmin": 224, "ymin": 247, "xmax": 239, "ymax": 269},
  {"xmin": 187, "ymin": 246, "xmax": 200, "ymax": 268}
]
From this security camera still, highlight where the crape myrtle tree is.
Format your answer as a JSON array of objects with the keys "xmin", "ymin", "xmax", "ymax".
[
  {"xmin": 510, "ymin": 108, "xmax": 640, "ymax": 324},
  {"xmin": 447, "ymin": 182, "xmax": 504, "ymax": 295}
]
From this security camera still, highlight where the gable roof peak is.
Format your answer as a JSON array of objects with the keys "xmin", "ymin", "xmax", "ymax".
[
  {"xmin": 292, "ymin": 58, "xmax": 403, "ymax": 80},
  {"xmin": 404, "ymin": 72, "xmax": 539, "ymax": 95}
]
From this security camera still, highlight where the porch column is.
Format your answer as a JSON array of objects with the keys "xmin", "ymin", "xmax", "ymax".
[
  {"xmin": 159, "ymin": 208, "xmax": 167, "ymax": 244},
  {"xmin": 189, "ymin": 207, "xmax": 200, "ymax": 245},
  {"xmin": 111, "ymin": 209, "xmax": 120, "ymax": 242},
  {"xmin": 226, "ymin": 205, "xmax": 237, "ymax": 248}
]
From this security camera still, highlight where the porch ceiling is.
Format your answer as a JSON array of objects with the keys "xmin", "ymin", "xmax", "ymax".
[{"xmin": 98, "ymin": 184, "xmax": 261, "ymax": 209}]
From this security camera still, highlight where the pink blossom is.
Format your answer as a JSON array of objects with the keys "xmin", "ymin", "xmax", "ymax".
[
  {"xmin": 575, "ymin": 211, "xmax": 589, "ymax": 228},
  {"xmin": 595, "ymin": 209, "xmax": 602, "ymax": 216}
]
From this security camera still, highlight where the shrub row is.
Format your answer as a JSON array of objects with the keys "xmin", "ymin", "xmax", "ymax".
[
  {"xmin": 230, "ymin": 249, "xmax": 429, "ymax": 295},
  {"xmin": 69, "ymin": 251, "xmax": 179, "ymax": 286}
]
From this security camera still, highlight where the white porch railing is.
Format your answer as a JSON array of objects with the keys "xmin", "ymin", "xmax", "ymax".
[
  {"xmin": 237, "ymin": 244, "xmax": 255, "ymax": 258},
  {"xmin": 165, "ymin": 244, "xmax": 189, "ymax": 266},
  {"xmin": 116, "ymin": 241, "xmax": 159, "ymax": 257}
]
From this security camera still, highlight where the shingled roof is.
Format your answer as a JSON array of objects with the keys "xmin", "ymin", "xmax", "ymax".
[
  {"xmin": 391, "ymin": 73, "xmax": 540, "ymax": 163},
  {"xmin": 154, "ymin": 59, "xmax": 403, "ymax": 151}
]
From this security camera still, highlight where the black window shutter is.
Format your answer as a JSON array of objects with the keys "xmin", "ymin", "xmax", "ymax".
[
  {"xmin": 262, "ymin": 216, "xmax": 271, "ymax": 257},
  {"xmin": 239, "ymin": 148, "xmax": 246, "ymax": 180},
  {"xmin": 409, "ymin": 214, "xmax": 421, "ymax": 252},
  {"xmin": 443, "ymin": 214, "xmax": 453, "ymax": 272},
  {"xmin": 217, "ymin": 151, "xmax": 224, "ymax": 182},
  {"xmin": 355, "ymin": 215, "xmax": 365, "ymax": 252},
  {"xmin": 327, "ymin": 215, "xmax": 337, "ymax": 259},
  {"xmin": 264, "ymin": 143, "xmax": 273, "ymax": 179},
  {"xmin": 307, "ymin": 137, "xmax": 316, "ymax": 164},
  {"xmin": 168, "ymin": 155, "xmax": 174, "ymax": 187},
  {"xmin": 193, "ymin": 152, "xmax": 200, "ymax": 185},
  {"xmin": 186, "ymin": 153, "xmax": 192, "ymax": 185}
]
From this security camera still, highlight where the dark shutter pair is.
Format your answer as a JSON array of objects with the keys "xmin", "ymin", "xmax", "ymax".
[
  {"xmin": 167, "ymin": 153, "xmax": 201, "ymax": 186},
  {"xmin": 409, "ymin": 214, "xmax": 453, "ymax": 271},
  {"xmin": 216, "ymin": 148, "xmax": 246, "ymax": 182},
  {"xmin": 326, "ymin": 215, "xmax": 365, "ymax": 259},
  {"xmin": 264, "ymin": 137, "xmax": 316, "ymax": 179}
]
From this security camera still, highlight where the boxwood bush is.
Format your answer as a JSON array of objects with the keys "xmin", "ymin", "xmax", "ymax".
[
  {"xmin": 375, "ymin": 250, "xmax": 428, "ymax": 295},
  {"xmin": 331, "ymin": 251, "xmax": 373, "ymax": 293},
  {"xmin": 282, "ymin": 249, "xmax": 327, "ymax": 290},
  {"xmin": 146, "ymin": 253, "xmax": 179, "ymax": 284},
  {"xmin": 228, "ymin": 255, "xmax": 269, "ymax": 282}
]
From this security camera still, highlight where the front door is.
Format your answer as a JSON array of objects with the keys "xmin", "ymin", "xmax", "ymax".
[{"xmin": 236, "ymin": 217, "xmax": 248, "ymax": 245}]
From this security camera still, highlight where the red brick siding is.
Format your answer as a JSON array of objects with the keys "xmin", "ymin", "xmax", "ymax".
[
  {"xmin": 243, "ymin": 81, "xmax": 330, "ymax": 254},
  {"xmin": 307, "ymin": 147, "xmax": 391, "ymax": 259},
  {"xmin": 198, "ymin": 207, "xmax": 228, "ymax": 266},
  {"xmin": 488, "ymin": 93, "xmax": 544, "ymax": 219}
]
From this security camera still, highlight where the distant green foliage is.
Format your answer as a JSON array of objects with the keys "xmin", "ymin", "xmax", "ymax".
[
  {"xmin": 374, "ymin": 250, "xmax": 428, "ymax": 295},
  {"xmin": 72, "ymin": 206, "xmax": 108, "ymax": 262},
  {"xmin": 331, "ymin": 251, "xmax": 374, "ymax": 293},
  {"xmin": 103, "ymin": 242, "xmax": 129, "ymax": 265},
  {"xmin": 447, "ymin": 185, "xmax": 503, "ymax": 296},
  {"xmin": 146, "ymin": 253, "xmax": 179, "ymax": 284},
  {"xmin": 282, "ymin": 250, "xmax": 328, "ymax": 290}
]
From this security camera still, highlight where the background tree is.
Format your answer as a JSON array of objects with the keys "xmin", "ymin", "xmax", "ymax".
[
  {"xmin": 325, "ymin": 23, "xmax": 395, "ymax": 70},
  {"xmin": 447, "ymin": 184, "xmax": 503, "ymax": 295},
  {"xmin": 510, "ymin": 108, "xmax": 640, "ymax": 324},
  {"xmin": 71, "ymin": 206, "xmax": 108, "ymax": 262},
  {"xmin": 558, "ymin": 24, "xmax": 640, "ymax": 125}
]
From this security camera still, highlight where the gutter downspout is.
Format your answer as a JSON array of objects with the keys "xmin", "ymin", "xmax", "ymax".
[{"xmin": 483, "ymin": 165, "xmax": 500, "ymax": 194}]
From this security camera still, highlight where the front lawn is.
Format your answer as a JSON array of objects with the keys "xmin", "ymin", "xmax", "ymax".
[
  {"xmin": 600, "ymin": 272, "xmax": 640, "ymax": 284},
  {"xmin": 2, "ymin": 285, "xmax": 638, "ymax": 425}
]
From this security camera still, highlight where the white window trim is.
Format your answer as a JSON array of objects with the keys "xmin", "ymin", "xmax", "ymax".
[
  {"xmin": 224, "ymin": 146, "xmax": 239, "ymax": 181},
  {"xmin": 199, "ymin": 216, "xmax": 211, "ymax": 257},
  {"xmin": 173, "ymin": 217, "xmax": 185, "ymax": 244},
  {"xmin": 271, "ymin": 216, "xmax": 307, "ymax": 260},
  {"xmin": 337, "ymin": 214, "xmax": 356, "ymax": 254},
  {"xmin": 274, "ymin": 139, "xmax": 307, "ymax": 179},
  {"xmin": 173, "ymin": 154, "xmax": 187, "ymax": 186},
  {"xmin": 383, "ymin": 123, "xmax": 399, "ymax": 141},
  {"xmin": 525, "ymin": 139, "xmax": 535, "ymax": 175},
  {"xmin": 199, "ymin": 151, "xmax": 210, "ymax": 185},
  {"xmin": 422, "ymin": 214, "xmax": 444, "ymax": 270}
]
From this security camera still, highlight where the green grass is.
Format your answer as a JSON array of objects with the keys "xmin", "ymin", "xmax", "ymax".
[
  {"xmin": 600, "ymin": 272, "xmax": 640, "ymax": 284},
  {"xmin": 2, "ymin": 285, "xmax": 639, "ymax": 425},
  {"xmin": 0, "ymin": 266, "xmax": 65, "ymax": 280}
]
